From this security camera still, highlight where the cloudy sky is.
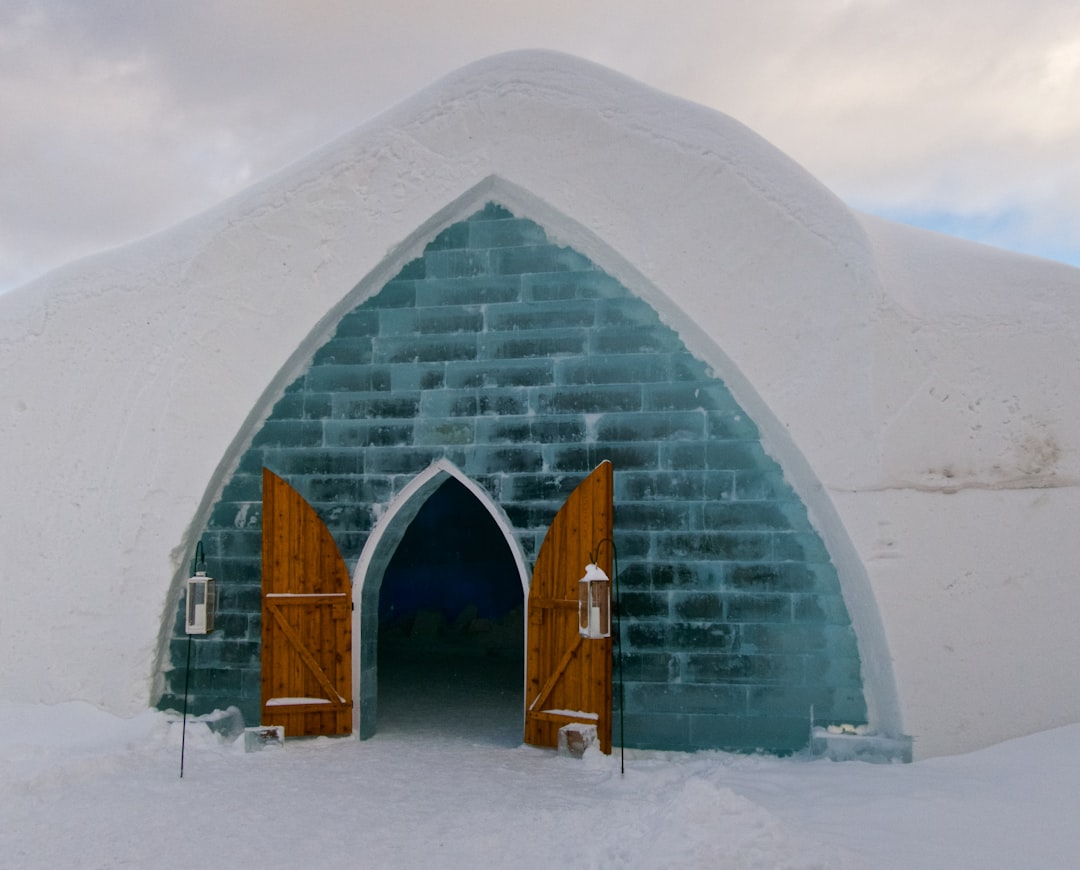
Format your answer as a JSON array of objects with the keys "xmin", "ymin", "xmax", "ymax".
[{"xmin": 2, "ymin": 0, "xmax": 1079, "ymax": 293}]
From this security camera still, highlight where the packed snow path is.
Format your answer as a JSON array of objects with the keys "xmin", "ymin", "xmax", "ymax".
[{"xmin": 2, "ymin": 696, "xmax": 1079, "ymax": 869}]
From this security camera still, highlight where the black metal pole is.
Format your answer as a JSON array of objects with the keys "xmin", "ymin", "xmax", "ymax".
[
  {"xmin": 180, "ymin": 632, "xmax": 192, "ymax": 778},
  {"xmin": 615, "ymin": 565, "xmax": 624, "ymax": 776},
  {"xmin": 592, "ymin": 536, "xmax": 624, "ymax": 776}
]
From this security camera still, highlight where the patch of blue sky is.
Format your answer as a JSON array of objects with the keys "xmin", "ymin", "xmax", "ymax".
[{"xmin": 875, "ymin": 206, "xmax": 1080, "ymax": 270}]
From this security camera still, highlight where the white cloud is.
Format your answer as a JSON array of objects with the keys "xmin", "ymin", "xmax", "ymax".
[{"xmin": 2, "ymin": 0, "xmax": 1079, "ymax": 292}]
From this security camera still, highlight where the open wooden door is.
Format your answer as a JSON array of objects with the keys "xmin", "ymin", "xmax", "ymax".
[
  {"xmin": 261, "ymin": 468, "xmax": 352, "ymax": 737},
  {"xmin": 525, "ymin": 460, "xmax": 613, "ymax": 752}
]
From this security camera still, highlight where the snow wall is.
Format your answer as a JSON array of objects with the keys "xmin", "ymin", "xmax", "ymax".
[{"xmin": 1, "ymin": 51, "xmax": 1079, "ymax": 759}]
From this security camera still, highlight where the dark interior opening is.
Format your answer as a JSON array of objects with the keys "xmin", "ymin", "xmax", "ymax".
[{"xmin": 376, "ymin": 478, "xmax": 524, "ymax": 744}]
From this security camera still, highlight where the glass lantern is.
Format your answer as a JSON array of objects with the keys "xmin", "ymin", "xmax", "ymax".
[
  {"xmin": 578, "ymin": 563, "xmax": 612, "ymax": 639},
  {"xmin": 184, "ymin": 570, "xmax": 216, "ymax": 635}
]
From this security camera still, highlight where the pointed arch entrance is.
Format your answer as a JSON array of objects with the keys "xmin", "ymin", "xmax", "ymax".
[{"xmin": 352, "ymin": 461, "xmax": 529, "ymax": 740}]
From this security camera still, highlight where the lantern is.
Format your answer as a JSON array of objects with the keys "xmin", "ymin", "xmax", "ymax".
[
  {"xmin": 184, "ymin": 540, "xmax": 216, "ymax": 635},
  {"xmin": 578, "ymin": 562, "xmax": 611, "ymax": 639},
  {"xmin": 185, "ymin": 569, "xmax": 216, "ymax": 635}
]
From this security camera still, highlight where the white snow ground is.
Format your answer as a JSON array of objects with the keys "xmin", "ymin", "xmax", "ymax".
[{"xmin": 3, "ymin": 651, "xmax": 1079, "ymax": 870}]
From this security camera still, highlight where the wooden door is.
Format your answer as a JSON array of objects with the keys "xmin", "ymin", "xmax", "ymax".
[
  {"xmin": 525, "ymin": 461, "xmax": 613, "ymax": 752},
  {"xmin": 261, "ymin": 468, "xmax": 352, "ymax": 736}
]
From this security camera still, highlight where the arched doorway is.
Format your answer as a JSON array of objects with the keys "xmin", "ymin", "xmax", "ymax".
[
  {"xmin": 378, "ymin": 477, "xmax": 523, "ymax": 742},
  {"xmin": 353, "ymin": 461, "xmax": 529, "ymax": 742}
]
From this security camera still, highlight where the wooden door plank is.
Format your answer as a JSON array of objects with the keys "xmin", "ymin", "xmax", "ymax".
[
  {"xmin": 524, "ymin": 461, "xmax": 613, "ymax": 751},
  {"xmin": 261, "ymin": 468, "xmax": 353, "ymax": 737},
  {"xmin": 266, "ymin": 602, "xmax": 347, "ymax": 707},
  {"xmin": 527, "ymin": 633, "xmax": 583, "ymax": 713}
]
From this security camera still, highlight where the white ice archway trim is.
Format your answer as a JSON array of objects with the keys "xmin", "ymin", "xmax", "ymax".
[
  {"xmin": 352, "ymin": 457, "xmax": 530, "ymax": 597},
  {"xmin": 350, "ymin": 458, "xmax": 530, "ymax": 738}
]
